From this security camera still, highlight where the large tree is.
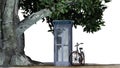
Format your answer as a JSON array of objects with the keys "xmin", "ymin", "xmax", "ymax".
[{"xmin": 0, "ymin": 0, "xmax": 110, "ymax": 66}]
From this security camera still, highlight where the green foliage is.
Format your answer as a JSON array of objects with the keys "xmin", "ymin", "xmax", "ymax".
[{"xmin": 19, "ymin": 0, "xmax": 111, "ymax": 33}]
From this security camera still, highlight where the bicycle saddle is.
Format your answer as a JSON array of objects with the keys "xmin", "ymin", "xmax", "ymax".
[{"xmin": 79, "ymin": 48, "xmax": 83, "ymax": 50}]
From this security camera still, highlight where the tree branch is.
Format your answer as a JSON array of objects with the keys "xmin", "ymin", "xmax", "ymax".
[{"xmin": 16, "ymin": 9, "xmax": 52, "ymax": 36}]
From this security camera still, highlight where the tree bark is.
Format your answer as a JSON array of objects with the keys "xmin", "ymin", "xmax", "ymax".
[
  {"xmin": 0, "ymin": 0, "xmax": 2, "ymax": 51},
  {"xmin": 0, "ymin": 0, "xmax": 52, "ymax": 66},
  {"xmin": 1, "ymin": 0, "xmax": 18, "ymax": 66},
  {"xmin": 0, "ymin": 0, "xmax": 33, "ymax": 66},
  {"xmin": 16, "ymin": 9, "xmax": 51, "ymax": 36}
]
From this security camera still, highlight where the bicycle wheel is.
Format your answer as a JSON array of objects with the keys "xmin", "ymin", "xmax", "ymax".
[
  {"xmin": 80, "ymin": 52, "xmax": 85, "ymax": 65},
  {"xmin": 69, "ymin": 51, "xmax": 82, "ymax": 65}
]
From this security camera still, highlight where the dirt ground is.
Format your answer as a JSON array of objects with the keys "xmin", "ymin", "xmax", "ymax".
[{"xmin": 2, "ymin": 64, "xmax": 120, "ymax": 68}]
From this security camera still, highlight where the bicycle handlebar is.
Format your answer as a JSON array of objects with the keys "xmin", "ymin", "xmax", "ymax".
[
  {"xmin": 80, "ymin": 43, "xmax": 84, "ymax": 44},
  {"xmin": 75, "ymin": 43, "xmax": 84, "ymax": 47}
]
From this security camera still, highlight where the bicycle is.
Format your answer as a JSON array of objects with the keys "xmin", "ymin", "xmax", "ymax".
[{"xmin": 69, "ymin": 43, "xmax": 85, "ymax": 65}]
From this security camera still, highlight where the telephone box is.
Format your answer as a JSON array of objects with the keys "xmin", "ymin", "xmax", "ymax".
[{"xmin": 53, "ymin": 20, "xmax": 73, "ymax": 66}]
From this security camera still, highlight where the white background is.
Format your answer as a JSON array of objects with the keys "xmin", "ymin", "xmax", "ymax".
[{"xmin": 19, "ymin": 0, "xmax": 120, "ymax": 64}]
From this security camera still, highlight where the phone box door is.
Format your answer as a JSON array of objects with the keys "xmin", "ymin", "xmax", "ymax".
[{"xmin": 53, "ymin": 20, "xmax": 73, "ymax": 66}]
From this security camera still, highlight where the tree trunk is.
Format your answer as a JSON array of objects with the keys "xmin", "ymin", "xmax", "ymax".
[
  {"xmin": 2, "ymin": 0, "xmax": 18, "ymax": 65},
  {"xmin": 0, "ymin": 0, "xmax": 51, "ymax": 66},
  {"xmin": 0, "ymin": 0, "xmax": 31, "ymax": 66},
  {"xmin": 0, "ymin": 0, "xmax": 3, "ymax": 51}
]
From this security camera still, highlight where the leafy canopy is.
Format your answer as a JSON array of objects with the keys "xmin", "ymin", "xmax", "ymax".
[{"xmin": 19, "ymin": 0, "xmax": 111, "ymax": 33}]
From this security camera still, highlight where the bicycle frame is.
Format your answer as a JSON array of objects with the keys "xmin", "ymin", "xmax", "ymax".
[
  {"xmin": 75, "ymin": 43, "xmax": 83, "ymax": 52},
  {"xmin": 69, "ymin": 43, "xmax": 85, "ymax": 65}
]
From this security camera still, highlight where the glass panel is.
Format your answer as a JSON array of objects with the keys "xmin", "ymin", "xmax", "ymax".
[
  {"xmin": 62, "ymin": 28, "xmax": 68, "ymax": 45},
  {"xmin": 63, "ymin": 45, "xmax": 69, "ymax": 62},
  {"xmin": 56, "ymin": 28, "xmax": 63, "ymax": 44},
  {"xmin": 57, "ymin": 45, "xmax": 62, "ymax": 62},
  {"xmin": 56, "ymin": 29, "xmax": 63, "ymax": 35},
  {"xmin": 57, "ymin": 37, "xmax": 62, "ymax": 44}
]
